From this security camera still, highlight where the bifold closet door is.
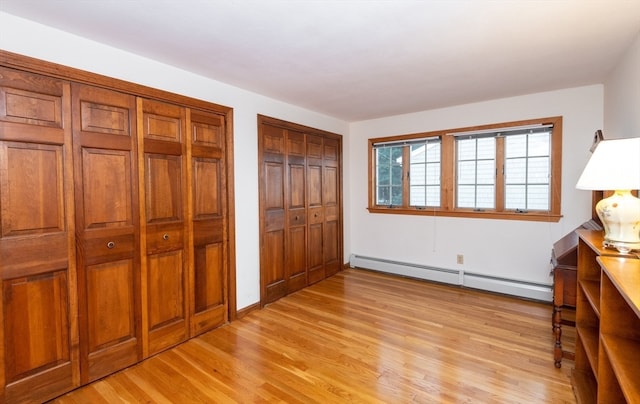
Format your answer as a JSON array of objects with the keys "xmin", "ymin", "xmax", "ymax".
[
  {"xmin": 189, "ymin": 111, "xmax": 228, "ymax": 335},
  {"xmin": 138, "ymin": 98, "xmax": 189, "ymax": 356},
  {"xmin": 0, "ymin": 68, "xmax": 79, "ymax": 403},
  {"xmin": 72, "ymin": 83, "xmax": 141, "ymax": 383},
  {"xmin": 321, "ymin": 136, "xmax": 341, "ymax": 277},
  {"xmin": 284, "ymin": 130, "xmax": 308, "ymax": 293},
  {"xmin": 307, "ymin": 134, "xmax": 341, "ymax": 283},
  {"xmin": 259, "ymin": 123, "xmax": 287, "ymax": 304}
]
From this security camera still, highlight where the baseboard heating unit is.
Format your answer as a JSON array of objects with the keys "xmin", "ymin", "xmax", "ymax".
[{"xmin": 349, "ymin": 254, "xmax": 552, "ymax": 302}]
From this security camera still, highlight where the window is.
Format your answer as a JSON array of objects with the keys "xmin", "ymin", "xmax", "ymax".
[{"xmin": 368, "ymin": 117, "xmax": 562, "ymax": 222}]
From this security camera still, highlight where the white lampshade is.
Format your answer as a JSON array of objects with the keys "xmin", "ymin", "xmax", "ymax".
[
  {"xmin": 576, "ymin": 137, "xmax": 640, "ymax": 253},
  {"xmin": 576, "ymin": 137, "xmax": 640, "ymax": 191}
]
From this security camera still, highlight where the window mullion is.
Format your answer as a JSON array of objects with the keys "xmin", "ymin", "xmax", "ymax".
[
  {"xmin": 495, "ymin": 136, "xmax": 505, "ymax": 211},
  {"xmin": 402, "ymin": 145, "xmax": 410, "ymax": 207}
]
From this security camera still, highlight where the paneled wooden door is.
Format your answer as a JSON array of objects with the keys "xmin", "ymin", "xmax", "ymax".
[
  {"xmin": 138, "ymin": 98, "xmax": 189, "ymax": 356},
  {"xmin": 0, "ymin": 68, "xmax": 79, "ymax": 403},
  {"xmin": 189, "ymin": 110, "xmax": 229, "ymax": 335},
  {"xmin": 259, "ymin": 123, "xmax": 287, "ymax": 304},
  {"xmin": 321, "ymin": 136, "xmax": 341, "ymax": 278},
  {"xmin": 72, "ymin": 83, "xmax": 141, "ymax": 384}
]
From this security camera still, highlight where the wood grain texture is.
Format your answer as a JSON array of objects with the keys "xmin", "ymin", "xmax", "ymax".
[{"xmin": 52, "ymin": 269, "xmax": 575, "ymax": 403}]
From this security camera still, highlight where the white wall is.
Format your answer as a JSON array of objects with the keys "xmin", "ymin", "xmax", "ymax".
[
  {"xmin": 0, "ymin": 12, "xmax": 349, "ymax": 310},
  {"xmin": 347, "ymin": 86, "xmax": 603, "ymax": 287},
  {"xmin": 604, "ymin": 31, "xmax": 640, "ymax": 138}
]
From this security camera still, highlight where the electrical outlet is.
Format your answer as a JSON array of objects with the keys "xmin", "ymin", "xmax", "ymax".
[{"xmin": 456, "ymin": 254, "xmax": 464, "ymax": 265}]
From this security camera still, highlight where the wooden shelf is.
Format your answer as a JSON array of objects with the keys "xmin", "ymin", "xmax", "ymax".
[
  {"xmin": 571, "ymin": 369, "xmax": 597, "ymax": 404},
  {"xmin": 572, "ymin": 232, "xmax": 639, "ymax": 403},
  {"xmin": 601, "ymin": 336, "xmax": 640, "ymax": 402},
  {"xmin": 576, "ymin": 325, "xmax": 599, "ymax": 376},
  {"xmin": 580, "ymin": 280, "xmax": 601, "ymax": 317}
]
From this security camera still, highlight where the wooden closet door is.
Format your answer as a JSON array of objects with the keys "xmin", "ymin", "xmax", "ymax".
[
  {"xmin": 189, "ymin": 111, "xmax": 228, "ymax": 335},
  {"xmin": 286, "ymin": 130, "xmax": 308, "ymax": 293},
  {"xmin": 0, "ymin": 68, "xmax": 79, "ymax": 403},
  {"xmin": 322, "ymin": 136, "xmax": 341, "ymax": 277},
  {"xmin": 138, "ymin": 99, "xmax": 189, "ymax": 356},
  {"xmin": 259, "ymin": 123, "xmax": 287, "ymax": 304},
  {"xmin": 72, "ymin": 84, "xmax": 141, "ymax": 383},
  {"xmin": 306, "ymin": 134, "xmax": 325, "ymax": 284}
]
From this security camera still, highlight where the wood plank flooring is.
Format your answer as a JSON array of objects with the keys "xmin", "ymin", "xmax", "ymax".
[{"xmin": 51, "ymin": 269, "xmax": 576, "ymax": 403}]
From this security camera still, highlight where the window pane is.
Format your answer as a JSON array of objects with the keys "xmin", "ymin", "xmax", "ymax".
[
  {"xmin": 505, "ymin": 185, "xmax": 526, "ymax": 209},
  {"xmin": 410, "ymin": 186, "xmax": 425, "ymax": 205},
  {"xmin": 477, "ymin": 185, "xmax": 495, "ymax": 208},
  {"xmin": 528, "ymin": 185, "xmax": 549, "ymax": 210},
  {"xmin": 375, "ymin": 145, "xmax": 403, "ymax": 206},
  {"xmin": 391, "ymin": 186, "xmax": 403, "ymax": 205},
  {"xmin": 409, "ymin": 140, "xmax": 440, "ymax": 207},
  {"xmin": 458, "ymin": 161, "xmax": 476, "ymax": 183},
  {"xmin": 477, "ymin": 160, "xmax": 495, "ymax": 185},
  {"xmin": 377, "ymin": 186, "xmax": 390, "ymax": 205},
  {"xmin": 505, "ymin": 158, "xmax": 526, "ymax": 183},
  {"xmin": 457, "ymin": 185, "xmax": 476, "ymax": 208},
  {"xmin": 528, "ymin": 156, "xmax": 549, "ymax": 183},
  {"xmin": 529, "ymin": 132, "xmax": 550, "ymax": 156},
  {"xmin": 391, "ymin": 164, "xmax": 403, "ymax": 185},
  {"xmin": 410, "ymin": 163, "xmax": 425, "ymax": 185},
  {"xmin": 456, "ymin": 137, "xmax": 495, "ymax": 209},
  {"xmin": 504, "ymin": 131, "xmax": 551, "ymax": 211},
  {"xmin": 425, "ymin": 186, "xmax": 440, "ymax": 206},
  {"xmin": 477, "ymin": 137, "xmax": 495, "ymax": 159},
  {"xmin": 506, "ymin": 134, "xmax": 527, "ymax": 158}
]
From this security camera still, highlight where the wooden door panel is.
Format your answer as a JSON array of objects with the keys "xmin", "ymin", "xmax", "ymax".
[
  {"xmin": 147, "ymin": 251, "xmax": 185, "ymax": 330},
  {"xmin": 192, "ymin": 158, "xmax": 221, "ymax": 218},
  {"xmin": 324, "ymin": 220, "xmax": 340, "ymax": 276},
  {"xmin": 0, "ymin": 86, "xmax": 62, "ymax": 129},
  {"xmin": 191, "ymin": 241, "xmax": 226, "ymax": 334},
  {"xmin": 264, "ymin": 162, "xmax": 284, "ymax": 209},
  {"xmin": 145, "ymin": 153, "xmax": 182, "ymax": 223},
  {"xmin": 0, "ymin": 142, "xmax": 64, "ymax": 236},
  {"xmin": 262, "ymin": 124, "xmax": 285, "ymax": 154},
  {"xmin": 194, "ymin": 242, "xmax": 224, "ymax": 311},
  {"xmin": 3, "ymin": 272, "xmax": 69, "ymax": 383},
  {"xmin": 289, "ymin": 163, "xmax": 305, "ymax": 209},
  {"xmin": 323, "ymin": 166, "xmax": 338, "ymax": 206},
  {"xmin": 308, "ymin": 223, "xmax": 324, "ymax": 284},
  {"xmin": 263, "ymin": 230, "xmax": 286, "ymax": 302},
  {"xmin": 191, "ymin": 112, "xmax": 223, "ymax": 147},
  {"xmin": 287, "ymin": 130, "xmax": 305, "ymax": 156},
  {"xmin": 142, "ymin": 112, "xmax": 181, "ymax": 142},
  {"xmin": 86, "ymin": 260, "xmax": 135, "ymax": 352},
  {"xmin": 308, "ymin": 165, "xmax": 322, "ymax": 207},
  {"xmin": 79, "ymin": 99, "xmax": 130, "ymax": 137},
  {"xmin": 306, "ymin": 135, "xmax": 323, "ymax": 159},
  {"xmin": 81, "ymin": 148, "xmax": 133, "ymax": 229},
  {"xmin": 287, "ymin": 225, "xmax": 306, "ymax": 292}
]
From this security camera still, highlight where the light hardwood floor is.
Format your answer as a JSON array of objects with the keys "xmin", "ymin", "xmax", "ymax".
[{"xmin": 51, "ymin": 269, "xmax": 576, "ymax": 403}]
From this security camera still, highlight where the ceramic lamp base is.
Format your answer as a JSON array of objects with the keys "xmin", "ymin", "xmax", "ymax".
[{"xmin": 596, "ymin": 190, "xmax": 640, "ymax": 253}]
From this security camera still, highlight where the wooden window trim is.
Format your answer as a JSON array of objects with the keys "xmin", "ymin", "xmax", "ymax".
[{"xmin": 368, "ymin": 116, "xmax": 563, "ymax": 222}]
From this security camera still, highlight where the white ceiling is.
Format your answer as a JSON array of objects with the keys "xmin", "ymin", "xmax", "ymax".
[{"xmin": 2, "ymin": 0, "xmax": 640, "ymax": 121}]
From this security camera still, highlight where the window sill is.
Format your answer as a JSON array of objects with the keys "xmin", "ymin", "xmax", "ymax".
[{"xmin": 367, "ymin": 207, "xmax": 562, "ymax": 222}]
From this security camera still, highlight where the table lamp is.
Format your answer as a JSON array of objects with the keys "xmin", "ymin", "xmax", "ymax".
[{"xmin": 576, "ymin": 137, "xmax": 640, "ymax": 253}]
